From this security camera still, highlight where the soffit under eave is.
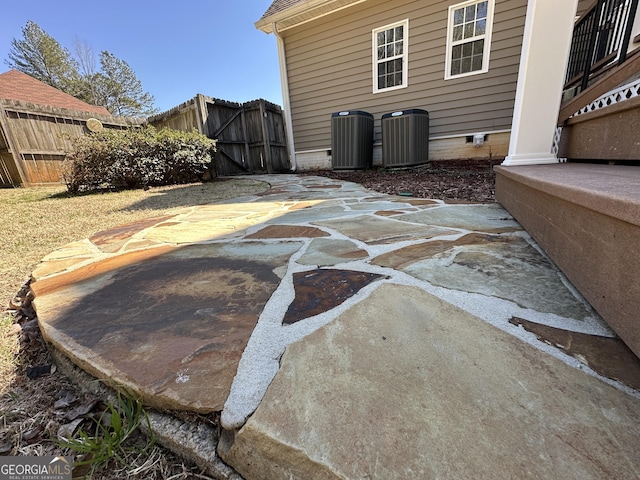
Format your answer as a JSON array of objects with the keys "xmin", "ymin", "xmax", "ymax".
[{"xmin": 256, "ymin": 0, "xmax": 367, "ymax": 34}]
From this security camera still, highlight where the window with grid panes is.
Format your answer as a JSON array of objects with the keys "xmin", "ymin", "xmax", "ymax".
[
  {"xmin": 373, "ymin": 20, "xmax": 409, "ymax": 93},
  {"xmin": 445, "ymin": 0, "xmax": 494, "ymax": 79}
]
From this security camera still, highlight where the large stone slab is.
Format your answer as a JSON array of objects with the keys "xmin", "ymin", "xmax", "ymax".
[
  {"xmin": 245, "ymin": 225, "xmax": 329, "ymax": 239},
  {"xmin": 89, "ymin": 215, "xmax": 175, "ymax": 253},
  {"xmin": 396, "ymin": 204, "xmax": 522, "ymax": 233},
  {"xmin": 372, "ymin": 233, "xmax": 594, "ymax": 319},
  {"xmin": 313, "ymin": 215, "xmax": 457, "ymax": 244},
  {"xmin": 297, "ymin": 238, "xmax": 368, "ymax": 266},
  {"xmin": 266, "ymin": 205, "xmax": 361, "ymax": 224},
  {"xmin": 34, "ymin": 242, "xmax": 301, "ymax": 412},
  {"xmin": 219, "ymin": 283, "xmax": 640, "ymax": 479}
]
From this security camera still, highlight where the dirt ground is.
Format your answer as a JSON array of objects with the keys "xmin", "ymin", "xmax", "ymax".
[{"xmin": 1, "ymin": 161, "xmax": 496, "ymax": 478}]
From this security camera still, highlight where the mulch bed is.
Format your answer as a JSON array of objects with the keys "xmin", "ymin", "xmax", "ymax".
[{"xmin": 303, "ymin": 158, "xmax": 499, "ymax": 203}]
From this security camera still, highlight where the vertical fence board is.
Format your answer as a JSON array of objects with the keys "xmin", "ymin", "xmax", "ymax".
[
  {"xmin": 0, "ymin": 152, "xmax": 21, "ymax": 186},
  {"xmin": 0, "ymin": 99, "xmax": 144, "ymax": 186},
  {"xmin": 259, "ymin": 100, "xmax": 274, "ymax": 174},
  {"xmin": 150, "ymin": 95, "xmax": 289, "ymax": 176},
  {"xmin": 149, "ymin": 99, "xmax": 200, "ymax": 133},
  {"xmin": 0, "ymin": 103, "xmax": 27, "ymax": 186}
]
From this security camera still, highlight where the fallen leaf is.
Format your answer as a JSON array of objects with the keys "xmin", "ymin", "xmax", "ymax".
[
  {"xmin": 64, "ymin": 396, "xmax": 100, "ymax": 421},
  {"xmin": 54, "ymin": 390, "xmax": 78, "ymax": 409},
  {"xmin": 57, "ymin": 418, "xmax": 85, "ymax": 440}
]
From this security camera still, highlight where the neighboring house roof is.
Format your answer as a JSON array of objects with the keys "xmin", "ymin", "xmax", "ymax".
[
  {"xmin": 256, "ymin": 0, "xmax": 365, "ymax": 33},
  {"xmin": 0, "ymin": 69, "xmax": 110, "ymax": 115}
]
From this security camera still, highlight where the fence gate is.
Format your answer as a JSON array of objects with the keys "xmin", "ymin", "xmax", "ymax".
[
  {"xmin": 205, "ymin": 98, "xmax": 289, "ymax": 176},
  {"xmin": 149, "ymin": 95, "xmax": 291, "ymax": 177}
]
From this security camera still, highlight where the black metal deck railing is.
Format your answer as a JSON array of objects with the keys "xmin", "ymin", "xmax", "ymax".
[{"xmin": 564, "ymin": 0, "xmax": 639, "ymax": 94}]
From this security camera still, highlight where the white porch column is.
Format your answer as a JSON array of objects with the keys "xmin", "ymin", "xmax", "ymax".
[{"xmin": 502, "ymin": 0, "xmax": 579, "ymax": 166}]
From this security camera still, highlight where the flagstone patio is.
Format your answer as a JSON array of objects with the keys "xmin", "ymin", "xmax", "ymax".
[{"xmin": 31, "ymin": 175, "xmax": 640, "ymax": 479}]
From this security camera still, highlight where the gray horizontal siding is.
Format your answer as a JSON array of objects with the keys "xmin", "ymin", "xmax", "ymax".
[{"xmin": 282, "ymin": 0, "xmax": 528, "ymax": 152}]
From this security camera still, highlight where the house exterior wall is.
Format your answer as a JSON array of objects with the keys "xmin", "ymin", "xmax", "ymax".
[{"xmin": 279, "ymin": 0, "xmax": 528, "ymax": 166}]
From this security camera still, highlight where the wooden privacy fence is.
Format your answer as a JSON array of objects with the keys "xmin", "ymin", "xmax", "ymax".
[
  {"xmin": 149, "ymin": 94, "xmax": 290, "ymax": 176},
  {"xmin": 0, "ymin": 94, "xmax": 289, "ymax": 186},
  {"xmin": 0, "ymin": 100, "xmax": 143, "ymax": 186}
]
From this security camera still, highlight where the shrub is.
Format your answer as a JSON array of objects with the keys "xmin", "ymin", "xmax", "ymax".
[{"xmin": 62, "ymin": 126, "xmax": 216, "ymax": 193}]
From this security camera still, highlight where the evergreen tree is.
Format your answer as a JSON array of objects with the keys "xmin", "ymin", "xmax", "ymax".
[
  {"xmin": 93, "ymin": 51, "xmax": 157, "ymax": 117},
  {"xmin": 5, "ymin": 21, "xmax": 82, "ymax": 95},
  {"xmin": 5, "ymin": 21, "xmax": 157, "ymax": 117}
]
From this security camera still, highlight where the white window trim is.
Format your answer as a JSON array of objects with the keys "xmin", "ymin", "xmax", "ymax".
[
  {"xmin": 372, "ymin": 19, "xmax": 409, "ymax": 94},
  {"xmin": 444, "ymin": 0, "xmax": 495, "ymax": 80}
]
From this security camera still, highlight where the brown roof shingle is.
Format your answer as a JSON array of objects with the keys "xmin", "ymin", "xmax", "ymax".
[
  {"xmin": 260, "ymin": 0, "xmax": 306, "ymax": 20},
  {"xmin": 0, "ymin": 69, "xmax": 110, "ymax": 115},
  {"xmin": 257, "ymin": 0, "xmax": 364, "ymax": 33}
]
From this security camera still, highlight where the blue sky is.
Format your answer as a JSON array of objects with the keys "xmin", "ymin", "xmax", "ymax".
[{"xmin": 0, "ymin": 1, "xmax": 282, "ymax": 113}]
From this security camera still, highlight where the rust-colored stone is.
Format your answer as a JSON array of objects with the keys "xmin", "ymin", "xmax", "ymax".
[
  {"xmin": 37, "ymin": 247, "xmax": 294, "ymax": 412},
  {"xmin": 256, "ymin": 188, "xmax": 285, "ymax": 196},
  {"xmin": 372, "ymin": 233, "xmax": 501, "ymax": 270},
  {"xmin": 374, "ymin": 210, "xmax": 407, "ymax": 216},
  {"xmin": 393, "ymin": 198, "xmax": 438, "ymax": 206},
  {"xmin": 245, "ymin": 225, "xmax": 330, "ymax": 239},
  {"xmin": 510, "ymin": 317, "xmax": 640, "ymax": 390},
  {"xmin": 89, "ymin": 215, "xmax": 175, "ymax": 253},
  {"xmin": 286, "ymin": 201, "xmax": 322, "ymax": 211},
  {"xmin": 31, "ymin": 246, "xmax": 175, "ymax": 297},
  {"xmin": 283, "ymin": 269, "xmax": 385, "ymax": 324}
]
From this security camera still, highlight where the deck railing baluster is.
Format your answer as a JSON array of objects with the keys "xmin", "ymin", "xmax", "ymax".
[{"xmin": 564, "ymin": 0, "xmax": 638, "ymax": 97}]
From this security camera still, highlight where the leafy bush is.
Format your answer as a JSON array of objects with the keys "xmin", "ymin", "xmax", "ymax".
[{"xmin": 62, "ymin": 126, "xmax": 216, "ymax": 192}]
